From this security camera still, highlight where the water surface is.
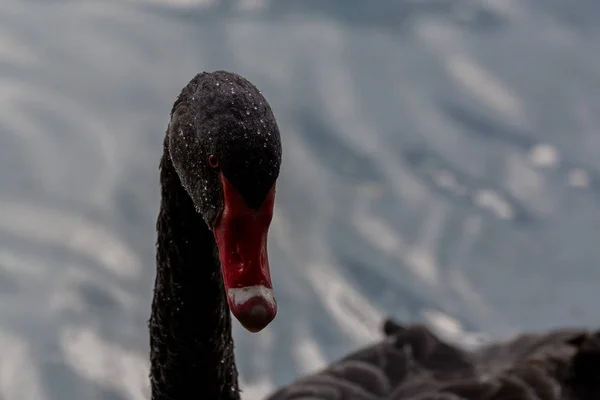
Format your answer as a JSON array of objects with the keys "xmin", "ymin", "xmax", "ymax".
[{"xmin": 1, "ymin": 0, "xmax": 600, "ymax": 398}]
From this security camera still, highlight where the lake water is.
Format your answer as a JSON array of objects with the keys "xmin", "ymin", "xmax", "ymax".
[{"xmin": 1, "ymin": 0, "xmax": 600, "ymax": 399}]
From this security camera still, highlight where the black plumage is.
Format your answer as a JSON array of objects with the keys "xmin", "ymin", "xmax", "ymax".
[{"xmin": 149, "ymin": 71, "xmax": 599, "ymax": 400}]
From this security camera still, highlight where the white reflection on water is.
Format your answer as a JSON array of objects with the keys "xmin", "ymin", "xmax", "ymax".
[{"xmin": 1, "ymin": 0, "xmax": 600, "ymax": 399}]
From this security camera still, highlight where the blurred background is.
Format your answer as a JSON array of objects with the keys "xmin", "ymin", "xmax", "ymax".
[{"xmin": 2, "ymin": 0, "xmax": 600, "ymax": 398}]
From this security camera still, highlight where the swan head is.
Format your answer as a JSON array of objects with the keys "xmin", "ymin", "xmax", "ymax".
[{"xmin": 168, "ymin": 71, "xmax": 282, "ymax": 333}]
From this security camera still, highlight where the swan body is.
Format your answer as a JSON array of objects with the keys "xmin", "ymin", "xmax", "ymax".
[
  {"xmin": 149, "ymin": 71, "xmax": 599, "ymax": 400},
  {"xmin": 268, "ymin": 320, "xmax": 600, "ymax": 399}
]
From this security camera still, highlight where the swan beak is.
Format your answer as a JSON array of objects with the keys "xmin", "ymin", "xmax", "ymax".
[
  {"xmin": 226, "ymin": 285, "xmax": 277, "ymax": 332},
  {"xmin": 213, "ymin": 175, "xmax": 277, "ymax": 332}
]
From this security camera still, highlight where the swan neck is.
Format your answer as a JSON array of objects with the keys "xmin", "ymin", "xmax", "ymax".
[{"xmin": 149, "ymin": 139, "xmax": 240, "ymax": 400}]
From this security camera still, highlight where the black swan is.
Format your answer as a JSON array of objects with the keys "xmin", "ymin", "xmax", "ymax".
[{"xmin": 149, "ymin": 71, "xmax": 600, "ymax": 400}]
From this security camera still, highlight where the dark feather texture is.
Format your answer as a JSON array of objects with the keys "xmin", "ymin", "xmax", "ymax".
[
  {"xmin": 266, "ymin": 319, "xmax": 598, "ymax": 400},
  {"xmin": 150, "ymin": 71, "xmax": 598, "ymax": 400},
  {"xmin": 149, "ymin": 137, "xmax": 240, "ymax": 400},
  {"xmin": 149, "ymin": 71, "xmax": 282, "ymax": 400}
]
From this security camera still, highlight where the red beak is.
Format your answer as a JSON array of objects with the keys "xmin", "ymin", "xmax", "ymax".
[{"xmin": 212, "ymin": 174, "xmax": 277, "ymax": 332}]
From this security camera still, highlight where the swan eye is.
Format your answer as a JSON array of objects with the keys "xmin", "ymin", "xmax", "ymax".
[{"xmin": 207, "ymin": 154, "xmax": 220, "ymax": 169}]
